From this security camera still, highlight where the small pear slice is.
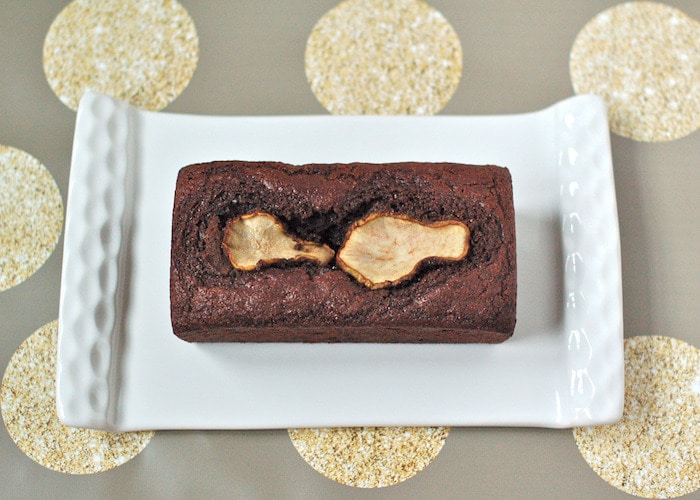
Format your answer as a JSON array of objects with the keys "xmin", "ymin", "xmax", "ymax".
[
  {"xmin": 222, "ymin": 212, "xmax": 334, "ymax": 270},
  {"xmin": 336, "ymin": 213, "xmax": 470, "ymax": 289}
]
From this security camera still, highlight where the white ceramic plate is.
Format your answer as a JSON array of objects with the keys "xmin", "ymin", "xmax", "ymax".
[{"xmin": 57, "ymin": 92, "xmax": 623, "ymax": 431}]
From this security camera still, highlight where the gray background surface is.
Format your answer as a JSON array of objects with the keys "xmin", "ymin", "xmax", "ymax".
[{"xmin": 1, "ymin": 1, "xmax": 698, "ymax": 498}]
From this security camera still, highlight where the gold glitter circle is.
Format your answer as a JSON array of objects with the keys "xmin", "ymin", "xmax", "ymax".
[
  {"xmin": 289, "ymin": 426, "xmax": 449, "ymax": 487},
  {"xmin": 0, "ymin": 321, "xmax": 155, "ymax": 474},
  {"xmin": 305, "ymin": 0, "xmax": 462, "ymax": 115},
  {"xmin": 0, "ymin": 146, "xmax": 63, "ymax": 292},
  {"xmin": 573, "ymin": 336, "xmax": 700, "ymax": 498},
  {"xmin": 570, "ymin": 2, "xmax": 700, "ymax": 142},
  {"xmin": 43, "ymin": 0, "xmax": 199, "ymax": 111}
]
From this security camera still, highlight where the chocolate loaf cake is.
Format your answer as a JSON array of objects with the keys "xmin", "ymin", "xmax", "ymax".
[{"xmin": 170, "ymin": 161, "xmax": 516, "ymax": 343}]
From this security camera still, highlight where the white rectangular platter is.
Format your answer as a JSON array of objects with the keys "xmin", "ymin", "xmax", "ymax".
[{"xmin": 57, "ymin": 92, "xmax": 623, "ymax": 431}]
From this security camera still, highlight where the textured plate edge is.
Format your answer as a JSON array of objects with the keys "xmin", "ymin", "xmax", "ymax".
[
  {"xmin": 56, "ymin": 92, "xmax": 133, "ymax": 430},
  {"xmin": 554, "ymin": 94, "xmax": 624, "ymax": 427}
]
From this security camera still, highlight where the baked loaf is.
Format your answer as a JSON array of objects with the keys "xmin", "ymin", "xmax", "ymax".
[{"xmin": 170, "ymin": 161, "xmax": 516, "ymax": 343}]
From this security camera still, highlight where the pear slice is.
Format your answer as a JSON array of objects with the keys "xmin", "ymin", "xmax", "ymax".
[
  {"xmin": 222, "ymin": 212, "xmax": 334, "ymax": 270},
  {"xmin": 336, "ymin": 213, "xmax": 470, "ymax": 289}
]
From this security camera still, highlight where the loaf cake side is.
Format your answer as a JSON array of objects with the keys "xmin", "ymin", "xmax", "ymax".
[{"xmin": 170, "ymin": 161, "xmax": 516, "ymax": 343}]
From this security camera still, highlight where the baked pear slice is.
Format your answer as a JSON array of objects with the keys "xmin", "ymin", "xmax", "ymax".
[
  {"xmin": 336, "ymin": 212, "xmax": 470, "ymax": 289},
  {"xmin": 222, "ymin": 212, "xmax": 334, "ymax": 270}
]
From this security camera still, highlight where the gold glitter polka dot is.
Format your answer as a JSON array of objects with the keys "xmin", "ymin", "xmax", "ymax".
[
  {"xmin": 305, "ymin": 0, "xmax": 462, "ymax": 115},
  {"xmin": 43, "ymin": 0, "xmax": 199, "ymax": 111},
  {"xmin": 0, "ymin": 146, "xmax": 63, "ymax": 292},
  {"xmin": 573, "ymin": 336, "xmax": 700, "ymax": 498},
  {"xmin": 570, "ymin": 2, "xmax": 700, "ymax": 142},
  {"xmin": 289, "ymin": 426, "xmax": 449, "ymax": 487},
  {"xmin": 0, "ymin": 321, "xmax": 154, "ymax": 474}
]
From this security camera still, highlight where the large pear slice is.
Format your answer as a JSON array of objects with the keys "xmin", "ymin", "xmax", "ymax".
[{"xmin": 336, "ymin": 213, "xmax": 470, "ymax": 289}]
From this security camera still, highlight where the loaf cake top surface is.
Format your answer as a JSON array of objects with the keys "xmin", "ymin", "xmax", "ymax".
[{"xmin": 170, "ymin": 161, "xmax": 516, "ymax": 342}]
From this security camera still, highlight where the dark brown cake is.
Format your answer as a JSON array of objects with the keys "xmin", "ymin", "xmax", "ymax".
[{"xmin": 170, "ymin": 161, "xmax": 516, "ymax": 343}]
